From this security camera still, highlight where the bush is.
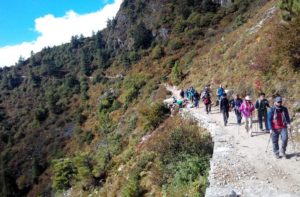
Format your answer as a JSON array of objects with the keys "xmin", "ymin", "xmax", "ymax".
[
  {"xmin": 121, "ymin": 175, "xmax": 140, "ymax": 197},
  {"xmin": 168, "ymin": 39, "xmax": 184, "ymax": 51},
  {"xmin": 35, "ymin": 107, "xmax": 48, "ymax": 122},
  {"xmin": 128, "ymin": 51, "xmax": 141, "ymax": 63},
  {"xmin": 142, "ymin": 102, "xmax": 170, "ymax": 131},
  {"xmin": 280, "ymin": 0, "xmax": 300, "ymax": 20},
  {"xmin": 151, "ymin": 45, "xmax": 164, "ymax": 59},
  {"xmin": 122, "ymin": 74, "xmax": 147, "ymax": 105},
  {"xmin": 187, "ymin": 28, "xmax": 204, "ymax": 40},
  {"xmin": 52, "ymin": 158, "xmax": 77, "ymax": 191},
  {"xmin": 173, "ymin": 19, "xmax": 187, "ymax": 33},
  {"xmin": 171, "ymin": 61, "xmax": 183, "ymax": 85}
]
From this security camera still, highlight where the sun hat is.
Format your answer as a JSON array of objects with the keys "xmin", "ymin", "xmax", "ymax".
[{"xmin": 245, "ymin": 96, "xmax": 251, "ymax": 101}]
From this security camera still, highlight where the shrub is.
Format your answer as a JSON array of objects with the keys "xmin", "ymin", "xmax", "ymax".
[
  {"xmin": 73, "ymin": 153, "xmax": 93, "ymax": 181},
  {"xmin": 151, "ymin": 45, "xmax": 164, "ymax": 59},
  {"xmin": 168, "ymin": 39, "xmax": 184, "ymax": 51},
  {"xmin": 35, "ymin": 107, "xmax": 48, "ymax": 122},
  {"xmin": 187, "ymin": 28, "xmax": 204, "ymax": 40},
  {"xmin": 82, "ymin": 131, "xmax": 94, "ymax": 145},
  {"xmin": 171, "ymin": 61, "xmax": 183, "ymax": 85},
  {"xmin": 122, "ymin": 74, "xmax": 147, "ymax": 105},
  {"xmin": 233, "ymin": 15, "xmax": 248, "ymax": 29},
  {"xmin": 121, "ymin": 175, "xmax": 140, "ymax": 197},
  {"xmin": 52, "ymin": 158, "xmax": 77, "ymax": 191},
  {"xmin": 142, "ymin": 102, "xmax": 170, "ymax": 131},
  {"xmin": 173, "ymin": 19, "xmax": 187, "ymax": 33},
  {"xmin": 128, "ymin": 51, "xmax": 141, "ymax": 63},
  {"xmin": 280, "ymin": 0, "xmax": 300, "ymax": 20}
]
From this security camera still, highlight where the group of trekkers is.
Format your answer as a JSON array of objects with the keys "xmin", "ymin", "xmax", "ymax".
[{"xmin": 175, "ymin": 84, "xmax": 292, "ymax": 159}]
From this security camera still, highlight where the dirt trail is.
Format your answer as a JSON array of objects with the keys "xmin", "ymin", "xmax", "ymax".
[{"xmin": 165, "ymin": 85, "xmax": 300, "ymax": 197}]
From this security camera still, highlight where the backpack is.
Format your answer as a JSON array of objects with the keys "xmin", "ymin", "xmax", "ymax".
[
  {"xmin": 203, "ymin": 98, "xmax": 210, "ymax": 105},
  {"xmin": 203, "ymin": 92, "xmax": 211, "ymax": 104}
]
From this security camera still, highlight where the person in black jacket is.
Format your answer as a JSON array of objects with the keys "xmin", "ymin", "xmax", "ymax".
[
  {"xmin": 220, "ymin": 93, "xmax": 230, "ymax": 126},
  {"xmin": 255, "ymin": 93, "xmax": 270, "ymax": 132}
]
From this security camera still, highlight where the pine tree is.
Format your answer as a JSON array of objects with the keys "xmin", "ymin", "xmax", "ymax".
[{"xmin": 171, "ymin": 61, "xmax": 182, "ymax": 85}]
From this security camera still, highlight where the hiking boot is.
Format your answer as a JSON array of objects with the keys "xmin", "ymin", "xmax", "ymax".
[
  {"xmin": 281, "ymin": 152, "xmax": 287, "ymax": 159},
  {"xmin": 274, "ymin": 154, "xmax": 280, "ymax": 159}
]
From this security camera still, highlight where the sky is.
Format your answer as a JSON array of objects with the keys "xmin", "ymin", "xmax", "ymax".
[{"xmin": 0, "ymin": 0, "xmax": 123, "ymax": 67}]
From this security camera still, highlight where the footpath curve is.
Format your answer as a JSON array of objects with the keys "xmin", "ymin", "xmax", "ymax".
[{"xmin": 165, "ymin": 85, "xmax": 300, "ymax": 197}]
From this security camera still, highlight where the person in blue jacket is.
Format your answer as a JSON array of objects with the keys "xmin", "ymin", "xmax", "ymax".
[
  {"xmin": 268, "ymin": 96, "xmax": 291, "ymax": 159},
  {"xmin": 217, "ymin": 84, "xmax": 224, "ymax": 110}
]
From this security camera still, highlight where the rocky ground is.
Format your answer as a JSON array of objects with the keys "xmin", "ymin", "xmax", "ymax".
[{"xmin": 166, "ymin": 85, "xmax": 300, "ymax": 197}]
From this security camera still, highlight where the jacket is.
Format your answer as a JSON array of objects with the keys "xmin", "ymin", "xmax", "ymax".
[
  {"xmin": 217, "ymin": 87, "xmax": 224, "ymax": 96},
  {"xmin": 231, "ymin": 98, "xmax": 243, "ymax": 111},
  {"xmin": 220, "ymin": 98, "xmax": 230, "ymax": 112},
  {"xmin": 268, "ymin": 106, "xmax": 290, "ymax": 130},
  {"xmin": 239, "ymin": 101, "xmax": 255, "ymax": 117},
  {"xmin": 255, "ymin": 99, "xmax": 270, "ymax": 111}
]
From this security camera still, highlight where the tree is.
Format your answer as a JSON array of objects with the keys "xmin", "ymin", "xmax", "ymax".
[
  {"xmin": 52, "ymin": 158, "xmax": 77, "ymax": 191},
  {"xmin": 130, "ymin": 22, "xmax": 153, "ymax": 49},
  {"xmin": 280, "ymin": 0, "xmax": 300, "ymax": 20},
  {"xmin": 171, "ymin": 61, "xmax": 182, "ymax": 85}
]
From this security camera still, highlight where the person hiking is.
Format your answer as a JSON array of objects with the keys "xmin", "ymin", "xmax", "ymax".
[
  {"xmin": 180, "ymin": 89, "xmax": 185, "ymax": 99},
  {"xmin": 268, "ymin": 96, "xmax": 291, "ymax": 159},
  {"xmin": 231, "ymin": 94, "xmax": 243, "ymax": 125},
  {"xmin": 240, "ymin": 96, "xmax": 255, "ymax": 136},
  {"xmin": 217, "ymin": 84, "xmax": 224, "ymax": 110},
  {"xmin": 202, "ymin": 88, "xmax": 212, "ymax": 114},
  {"xmin": 193, "ymin": 91, "xmax": 200, "ymax": 108},
  {"xmin": 220, "ymin": 93, "xmax": 230, "ymax": 126},
  {"xmin": 255, "ymin": 92, "xmax": 270, "ymax": 132}
]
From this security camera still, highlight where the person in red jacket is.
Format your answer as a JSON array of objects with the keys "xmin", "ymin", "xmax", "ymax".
[{"xmin": 268, "ymin": 96, "xmax": 291, "ymax": 159}]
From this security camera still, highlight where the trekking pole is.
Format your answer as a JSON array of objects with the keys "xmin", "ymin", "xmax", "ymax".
[
  {"xmin": 288, "ymin": 127, "xmax": 296, "ymax": 153},
  {"xmin": 265, "ymin": 132, "xmax": 272, "ymax": 153}
]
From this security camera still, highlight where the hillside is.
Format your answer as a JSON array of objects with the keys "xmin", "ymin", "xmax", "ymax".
[{"xmin": 0, "ymin": 0, "xmax": 300, "ymax": 196}]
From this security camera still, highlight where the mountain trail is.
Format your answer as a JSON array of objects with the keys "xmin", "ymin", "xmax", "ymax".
[{"xmin": 165, "ymin": 85, "xmax": 300, "ymax": 197}]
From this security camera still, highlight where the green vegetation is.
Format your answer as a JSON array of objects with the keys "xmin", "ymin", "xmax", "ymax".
[
  {"xmin": 171, "ymin": 61, "xmax": 183, "ymax": 85},
  {"xmin": 280, "ymin": 0, "xmax": 300, "ymax": 20}
]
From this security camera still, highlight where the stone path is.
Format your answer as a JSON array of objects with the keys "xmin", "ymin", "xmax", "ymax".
[{"xmin": 166, "ymin": 85, "xmax": 300, "ymax": 197}]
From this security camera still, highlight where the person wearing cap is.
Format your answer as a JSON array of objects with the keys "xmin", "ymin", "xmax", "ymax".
[
  {"xmin": 220, "ymin": 93, "xmax": 230, "ymax": 126},
  {"xmin": 239, "ymin": 95, "xmax": 255, "ymax": 136},
  {"xmin": 255, "ymin": 92, "xmax": 270, "ymax": 132},
  {"xmin": 268, "ymin": 96, "xmax": 291, "ymax": 159}
]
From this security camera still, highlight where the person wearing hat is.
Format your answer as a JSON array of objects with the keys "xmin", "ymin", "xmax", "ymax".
[
  {"xmin": 239, "ymin": 95, "xmax": 255, "ymax": 136},
  {"xmin": 268, "ymin": 96, "xmax": 291, "ymax": 159},
  {"xmin": 255, "ymin": 92, "xmax": 270, "ymax": 132}
]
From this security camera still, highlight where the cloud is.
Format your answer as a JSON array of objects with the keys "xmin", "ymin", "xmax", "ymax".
[{"xmin": 0, "ymin": 0, "xmax": 123, "ymax": 67}]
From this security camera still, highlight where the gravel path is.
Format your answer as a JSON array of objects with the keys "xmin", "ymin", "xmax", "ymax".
[{"xmin": 166, "ymin": 85, "xmax": 300, "ymax": 197}]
